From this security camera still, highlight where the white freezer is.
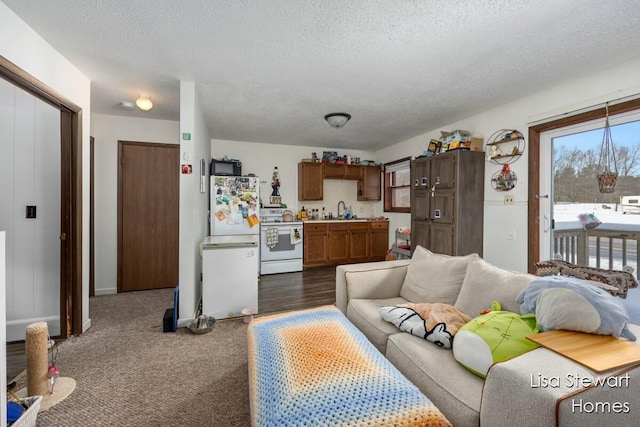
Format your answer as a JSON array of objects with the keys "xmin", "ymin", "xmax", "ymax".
[{"xmin": 201, "ymin": 235, "xmax": 259, "ymax": 319}]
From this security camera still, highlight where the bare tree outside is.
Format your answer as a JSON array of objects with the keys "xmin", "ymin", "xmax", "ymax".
[{"xmin": 553, "ymin": 122, "xmax": 640, "ymax": 205}]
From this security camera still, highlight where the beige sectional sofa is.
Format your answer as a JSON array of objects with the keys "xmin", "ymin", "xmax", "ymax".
[{"xmin": 335, "ymin": 249, "xmax": 640, "ymax": 427}]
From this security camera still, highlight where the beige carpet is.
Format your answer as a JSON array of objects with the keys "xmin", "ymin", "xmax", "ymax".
[{"xmin": 33, "ymin": 289, "xmax": 251, "ymax": 426}]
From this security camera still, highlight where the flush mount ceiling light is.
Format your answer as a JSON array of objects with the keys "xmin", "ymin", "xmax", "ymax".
[
  {"xmin": 135, "ymin": 95, "xmax": 153, "ymax": 111},
  {"xmin": 324, "ymin": 113, "xmax": 351, "ymax": 128}
]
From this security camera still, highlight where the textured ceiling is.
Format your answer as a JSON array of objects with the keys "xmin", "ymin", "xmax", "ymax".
[{"xmin": 4, "ymin": 0, "xmax": 640, "ymax": 150}]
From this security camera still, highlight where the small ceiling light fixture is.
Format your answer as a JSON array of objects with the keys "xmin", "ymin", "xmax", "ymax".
[
  {"xmin": 324, "ymin": 112, "xmax": 351, "ymax": 128},
  {"xmin": 135, "ymin": 95, "xmax": 153, "ymax": 111}
]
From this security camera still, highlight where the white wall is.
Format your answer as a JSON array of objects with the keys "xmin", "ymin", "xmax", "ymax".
[
  {"xmin": 0, "ymin": 3, "xmax": 92, "ymax": 332},
  {"xmin": 178, "ymin": 81, "xmax": 210, "ymax": 326},
  {"xmin": 376, "ymin": 56, "xmax": 640, "ymax": 272},
  {"xmin": 91, "ymin": 114, "xmax": 180, "ymax": 294},
  {"xmin": 211, "ymin": 139, "xmax": 376, "ymax": 216}
]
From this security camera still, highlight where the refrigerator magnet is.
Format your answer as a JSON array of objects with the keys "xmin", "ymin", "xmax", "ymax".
[
  {"xmin": 181, "ymin": 164, "xmax": 193, "ymax": 174},
  {"xmin": 247, "ymin": 213, "xmax": 259, "ymax": 227},
  {"xmin": 215, "ymin": 210, "xmax": 227, "ymax": 222}
]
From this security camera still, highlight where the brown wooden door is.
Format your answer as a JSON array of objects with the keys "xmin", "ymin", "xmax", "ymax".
[
  {"xmin": 298, "ymin": 162, "xmax": 323, "ymax": 200},
  {"xmin": 328, "ymin": 224, "xmax": 349, "ymax": 262},
  {"xmin": 430, "ymin": 188, "xmax": 455, "ymax": 224},
  {"xmin": 412, "ymin": 219, "xmax": 430, "ymax": 253},
  {"xmin": 357, "ymin": 166, "xmax": 381, "ymax": 201},
  {"xmin": 349, "ymin": 224, "xmax": 370, "ymax": 262},
  {"xmin": 323, "ymin": 163, "xmax": 344, "ymax": 178},
  {"xmin": 370, "ymin": 222, "xmax": 389, "ymax": 260},
  {"xmin": 344, "ymin": 165, "xmax": 363, "ymax": 180},
  {"xmin": 430, "ymin": 153, "xmax": 456, "ymax": 189},
  {"xmin": 118, "ymin": 141, "xmax": 179, "ymax": 292},
  {"xmin": 430, "ymin": 223, "xmax": 455, "ymax": 256},
  {"xmin": 303, "ymin": 232, "xmax": 327, "ymax": 266}
]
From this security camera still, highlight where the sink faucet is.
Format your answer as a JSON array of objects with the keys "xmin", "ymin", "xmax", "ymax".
[{"xmin": 337, "ymin": 200, "xmax": 346, "ymax": 218}]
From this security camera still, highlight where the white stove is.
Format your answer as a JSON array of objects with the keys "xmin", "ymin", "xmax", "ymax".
[{"xmin": 259, "ymin": 208, "xmax": 304, "ymax": 274}]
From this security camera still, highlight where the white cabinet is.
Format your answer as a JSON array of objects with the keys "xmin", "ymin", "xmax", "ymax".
[{"xmin": 201, "ymin": 236, "xmax": 259, "ymax": 319}]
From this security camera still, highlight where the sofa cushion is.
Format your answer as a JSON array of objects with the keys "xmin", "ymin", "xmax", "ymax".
[
  {"xmin": 347, "ymin": 297, "xmax": 408, "ymax": 353},
  {"xmin": 386, "ymin": 332, "xmax": 484, "ymax": 427},
  {"xmin": 379, "ymin": 303, "xmax": 472, "ymax": 349},
  {"xmin": 455, "ymin": 257, "xmax": 536, "ymax": 317},
  {"xmin": 399, "ymin": 246, "xmax": 479, "ymax": 305}
]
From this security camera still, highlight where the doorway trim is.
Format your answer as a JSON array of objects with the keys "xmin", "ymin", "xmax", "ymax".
[
  {"xmin": 0, "ymin": 55, "xmax": 83, "ymax": 338},
  {"xmin": 527, "ymin": 98, "xmax": 640, "ymax": 274}
]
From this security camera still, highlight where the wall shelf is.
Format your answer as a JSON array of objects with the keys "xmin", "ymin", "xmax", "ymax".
[{"xmin": 486, "ymin": 129, "xmax": 525, "ymax": 165}]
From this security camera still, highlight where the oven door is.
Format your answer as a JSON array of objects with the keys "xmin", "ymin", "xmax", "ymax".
[{"xmin": 260, "ymin": 225, "xmax": 303, "ymax": 261}]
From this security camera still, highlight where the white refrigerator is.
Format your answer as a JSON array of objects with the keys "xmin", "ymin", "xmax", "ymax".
[
  {"xmin": 202, "ymin": 176, "xmax": 260, "ymax": 319},
  {"xmin": 209, "ymin": 176, "xmax": 260, "ymax": 236}
]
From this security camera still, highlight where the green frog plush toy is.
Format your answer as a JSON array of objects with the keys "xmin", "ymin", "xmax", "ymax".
[{"xmin": 453, "ymin": 301, "xmax": 540, "ymax": 378}]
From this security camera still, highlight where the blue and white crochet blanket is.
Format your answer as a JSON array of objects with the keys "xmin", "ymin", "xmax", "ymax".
[{"xmin": 247, "ymin": 305, "xmax": 451, "ymax": 426}]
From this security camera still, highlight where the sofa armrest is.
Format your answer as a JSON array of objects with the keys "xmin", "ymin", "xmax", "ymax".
[
  {"xmin": 481, "ymin": 332, "xmax": 640, "ymax": 426},
  {"xmin": 335, "ymin": 260, "xmax": 410, "ymax": 314}
]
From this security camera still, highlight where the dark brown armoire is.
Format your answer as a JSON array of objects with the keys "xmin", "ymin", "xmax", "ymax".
[{"xmin": 410, "ymin": 150, "xmax": 484, "ymax": 256}]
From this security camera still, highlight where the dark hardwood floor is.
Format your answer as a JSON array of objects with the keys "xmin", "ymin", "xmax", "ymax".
[
  {"xmin": 258, "ymin": 266, "xmax": 337, "ymax": 314},
  {"xmin": 5, "ymin": 266, "xmax": 337, "ymax": 382}
]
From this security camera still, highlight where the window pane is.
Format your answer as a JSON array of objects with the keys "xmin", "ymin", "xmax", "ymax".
[
  {"xmin": 551, "ymin": 117, "xmax": 640, "ymax": 272},
  {"xmin": 392, "ymin": 187, "xmax": 410, "ymax": 208},
  {"xmin": 392, "ymin": 169, "xmax": 411, "ymax": 187}
]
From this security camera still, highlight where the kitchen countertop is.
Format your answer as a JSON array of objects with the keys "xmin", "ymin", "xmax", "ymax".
[{"xmin": 303, "ymin": 218, "xmax": 388, "ymax": 223}]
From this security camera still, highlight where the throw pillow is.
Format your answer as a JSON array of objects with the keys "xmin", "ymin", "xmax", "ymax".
[
  {"xmin": 516, "ymin": 275, "xmax": 636, "ymax": 341},
  {"xmin": 454, "ymin": 257, "xmax": 536, "ymax": 317},
  {"xmin": 379, "ymin": 303, "xmax": 472, "ymax": 349},
  {"xmin": 399, "ymin": 246, "xmax": 479, "ymax": 305},
  {"xmin": 453, "ymin": 301, "xmax": 540, "ymax": 378}
]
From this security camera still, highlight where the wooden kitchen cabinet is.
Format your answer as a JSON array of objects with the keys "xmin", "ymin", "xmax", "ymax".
[
  {"xmin": 304, "ymin": 221, "xmax": 388, "ymax": 268},
  {"xmin": 328, "ymin": 223, "xmax": 350, "ymax": 262},
  {"xmin": 357, "ymin": 165, "xmax": 381, "ymax": 201},
  {"xmin": 298, "ymin": 162, "xmax": 324, "ymax": 200},
  {"xmin": 369, "ymin": 221, "xmax": 389, "ymax": 261},
  {"xmin": 410, "ymin": 150, "xmax": 484, "ymax": 257},
  {"xmin": 349, "ymin": 222, "xmax": 370, "ymax": 262},
  {"xmin": 344, "ymin": 165, "xmax": 363, "ymax": 179},
  {"xmin": 303, "ymin": 223, "xmax": 328, "ymax": 266},
  {"xmin": 324, "ymin": 163, "xmax": 346, "ymax": 179},
  {"xmin": 298, "ymin": 162, "xmax": 379, "ymax": 200},
  {"xmin": 324, "ymin": 164, "xmax": 363, "ymax": 180}
]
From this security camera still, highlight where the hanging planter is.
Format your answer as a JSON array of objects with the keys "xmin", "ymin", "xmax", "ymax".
[{"xmin": 597, "ymin": 103, "xmax": 618, "ymax": 193}]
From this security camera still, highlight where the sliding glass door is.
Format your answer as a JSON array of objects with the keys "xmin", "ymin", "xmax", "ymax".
[{"xmin": 539, "ymin": 109, "xmax": 640, "ymax": 271}]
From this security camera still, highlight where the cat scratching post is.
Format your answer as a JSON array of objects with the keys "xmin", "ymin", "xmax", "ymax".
[{"xmin": 25, "ymin": 321, "xmax": 49, "ymax": 396}]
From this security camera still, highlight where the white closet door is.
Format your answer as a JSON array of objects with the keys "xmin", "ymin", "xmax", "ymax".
[
  {"xmin": 2, "ymin": 83, "xmax": 61, "ymax": 341},
  {"xmin": 34, "ymin": 96, "xmax": 60, "ymax": 321},
  {"xmin": 12, "ymin": 88, "xmax": 37, "ymax": 322},
  {"xmin": 0, "ymin": 79, "xmax": 15, "ymax": 320}
]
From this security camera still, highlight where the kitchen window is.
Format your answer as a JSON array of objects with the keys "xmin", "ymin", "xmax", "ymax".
[{"xmin": 384, "ymin": 157, "xmax": 411, "ymax": 213}]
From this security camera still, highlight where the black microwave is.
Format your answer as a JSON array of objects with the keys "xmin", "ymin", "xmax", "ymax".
[{"xmin": 210, "ymin": 159, "xmax": 242, "ymax": 176}]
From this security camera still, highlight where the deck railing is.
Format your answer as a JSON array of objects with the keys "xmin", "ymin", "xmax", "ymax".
[{"xmin": 553, "ymin": 222, "xmax": 640, "ymax": 275}]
